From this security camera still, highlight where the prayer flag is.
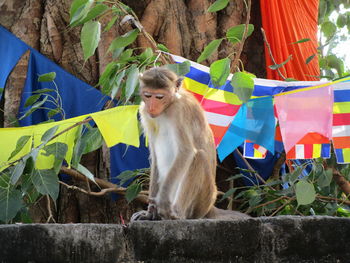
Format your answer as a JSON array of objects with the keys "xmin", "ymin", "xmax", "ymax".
[
  {"xmin": 217, "ymin": 97, "xmax": 275, "ymax": 161},
  {"xmin": 332, "ymin": 80, "xmax": 350, "ymax": 163},
  {"xmin": 275, "ymin": 85, "xmax": 333, "ymax": 154},
  {"xmin": 243, "ymin": 141, "xmax": 267, "ymax": 159},
  {"xmin": 92, "ymin": 105, "xmax": 140, "ymax": 148}
]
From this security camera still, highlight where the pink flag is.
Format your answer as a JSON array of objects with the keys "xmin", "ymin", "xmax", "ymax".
[{"xmin": 275, "ymin": 86, "xmax": 333, "ymax": 154}]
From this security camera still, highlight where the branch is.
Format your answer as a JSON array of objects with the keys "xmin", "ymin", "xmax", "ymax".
[
  {"xmin": 261, "ymin": 28, "xmax": 287, "ymax": 80},
  {"xmin": 316, "ymin": 194, "xmax": 350, "ymax": 206},
  {"xmin": 59, "ymin": 166, "xmax": 149, "ymax": 203},
  {"xmin": 115, "ymin": 1, "xmax": 173, "ymax": 65},
  {"xmin": 234, "ymin": 148, "xmax": 274, "ymax": 190},
  {"xmin": 332, "ymin": 169, "xmax": 350, "ymax": 196},
  {"xmin": 271, "ymin": 151, "xmax": 286, "ymax": 181},
  {"xmin": 231, "ymin": 0, "xmax": 252, "ymax": 72}
]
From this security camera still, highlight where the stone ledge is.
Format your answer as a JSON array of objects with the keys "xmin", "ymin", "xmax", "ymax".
[{"xmin": 1, "ymin": 216, "xmax": 350, "ymax": 263}]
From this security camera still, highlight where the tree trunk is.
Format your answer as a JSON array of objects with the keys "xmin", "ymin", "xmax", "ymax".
[{"xmin": 0, "ymin": 0, "xmax": 265, "ymax": 223}]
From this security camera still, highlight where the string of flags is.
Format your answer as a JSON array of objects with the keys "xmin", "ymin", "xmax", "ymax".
[
  {"xmin": 1, "ymin": 21, "xmax": 350, "ymax": 170},
  {"xmin": 171, "ymin": 54, "xmax": 350, "ymax": 164},
  {"xmin": 0, "ymin": 106, "xmax": 139, "ymax": 171}
]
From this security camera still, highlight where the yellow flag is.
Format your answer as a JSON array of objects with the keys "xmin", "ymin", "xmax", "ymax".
[
  {"xmin": 91, "ymin": 105, "xmax": 140, "ymax": 148},
  {"xmin": 0, "ymin": 105, "xmax": 140, "ymax": 171},
  {"xmin": 0, "ymin": 126, "xmax": 33, "ymax": 171},
  {"xmin": 33, "ymin": 115, "xmax": 87, "ymax": 169}
]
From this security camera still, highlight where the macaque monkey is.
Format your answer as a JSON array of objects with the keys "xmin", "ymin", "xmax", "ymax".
[{"xmin": 131, "ymin": 67, "xmax": 249, "ymax": 220}]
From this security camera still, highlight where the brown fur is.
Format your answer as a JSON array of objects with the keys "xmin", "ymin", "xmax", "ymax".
[{"xmin": 131, "ymin": 67, "xmax": 249, "ymax": 221}]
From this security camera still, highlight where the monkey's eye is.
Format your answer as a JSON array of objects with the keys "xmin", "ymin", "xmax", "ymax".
[
  {"xmin": 155, "ymin": 95, "xmax": 164, "ymax": 100},
  {"xmin": 143, "ymin": 93, "xmax": 152, "ymax": 98}
]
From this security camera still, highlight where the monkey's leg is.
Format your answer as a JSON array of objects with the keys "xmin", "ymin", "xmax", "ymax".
[{"xmin": 171, "ymin": 150, "xmax": 216, "ymax": 219}]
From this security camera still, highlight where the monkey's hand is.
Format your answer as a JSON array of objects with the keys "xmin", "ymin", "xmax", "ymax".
[{"xmin": 130, "ymin": 203, "xmax": 160, "ymax": 221}]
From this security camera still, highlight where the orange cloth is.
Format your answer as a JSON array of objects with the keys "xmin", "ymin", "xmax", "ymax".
[{"xmin": 260, "ymin": 0, "xmax": 320, "ymax": 81}]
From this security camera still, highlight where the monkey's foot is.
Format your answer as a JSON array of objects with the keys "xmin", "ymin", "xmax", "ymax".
[{"xmin": 130, "ymin": 210, "xmax": 161, "ymax": 221}]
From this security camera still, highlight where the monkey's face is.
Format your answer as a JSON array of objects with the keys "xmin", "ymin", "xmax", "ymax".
[{"xmin": 141, "ymin": 87, "xmax": 174, "ymax": 118}]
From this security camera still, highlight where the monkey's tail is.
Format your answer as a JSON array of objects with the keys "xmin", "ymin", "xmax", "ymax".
[{"xmin": 205, "ymin": 206, "xmax": 250, "ymax": 220}]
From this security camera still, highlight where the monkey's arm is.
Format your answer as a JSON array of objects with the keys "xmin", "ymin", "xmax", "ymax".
[{"xmin": 131, "ymin": 145, "xmax": 161, "ymax": 221}]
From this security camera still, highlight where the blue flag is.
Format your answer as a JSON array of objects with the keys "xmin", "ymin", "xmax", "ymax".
[{"xmin": 217, "ymin": 97, "xmax": 275, "ymax": 161}]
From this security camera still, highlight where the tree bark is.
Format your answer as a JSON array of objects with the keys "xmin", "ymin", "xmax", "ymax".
[{"xmin": 0, "ymin": 0, "xmax": 265, "ymax": 223}]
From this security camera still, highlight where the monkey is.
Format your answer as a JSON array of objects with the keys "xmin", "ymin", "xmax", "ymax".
[{"xmin": 131, "ymin": 67, "xmax": 249, "ymax": 221}]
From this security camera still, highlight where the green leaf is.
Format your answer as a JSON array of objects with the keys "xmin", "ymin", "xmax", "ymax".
[
  {"xmin": 231, "ymin": 71, "xmax": 255, "ymax": 103},
  {"xmin": 125, "ymin": 183, "xmax": 141, "ymax": 203},
  {"xmin": 336, "ymin": 14, "xmax": 347, "ymax": 28},
  {"xmin": 197, "ymin": 38, "xmax": 223, "ymax": 63},
  {"xmin": 47, "ymin": 108, "xmax": 61, "ymax": 118},
  {"xmin": 317, "ymin": 168, "xmax": 333, "ymax": 188},
  {"xmin": 119, "ymin": 49, "xmax": 134, "ymax": 61},
  {"xmin": 107, "ymin": 29, "xmax": 139, "ymax": 53},
  {"xmin": 318, "ymin": 0, "xmax": 327, "ymax": 24},
  {"xmin": 207, "ymin": 0, "xmax": 229, "ymax": 12},
  {"xmin": 10, "ymin": 158, "xmax": 27, "ymax": 185},
  {"xmin": 295, "ymin": 181, "xmax": 316, "ymax": 206},
  {"xmin": 321, "ymin": 21, "xmax": 337, "ymax": 40},
  {"xmin": 219, "ymin": 188, "xmax": 237, "ymax": 202},
  {"xmin": 165, "ymin": 61, "xmax": 191, "ymax": 76},
  {"xmin": 24, "ymin": 94, "xmax": 41, "ymax": 107},
  {"xmin": 32, "ymin": 88, "xmax": 55, "ymax": 94},
  {"xmin": 74, "ymin": 3, "xmax": 108, "ymax": 26},
  {"xmin": 306, "ymin": 54, "xmax": 316, "ymax": 65},
  {"xmin": 76, "ymin": 164, "xmax": 96, "ymax": 183},
  {"xmin": 291, "ymin": 38, "xmax": 311, "ymax": 44},
  {"xmin": 71, "ymin": 125, "xmax": 84, "ymax": 167},
  {"xmin": 139, "ymin": 47, "xmax": 153, "ymax": 60},
  {"xmin": 226, "ymin": 24, "xmax": 254, "ymax": 45},
  {"xmin": 326, "ymin": 54, "xmax": 344, "ymax": 76},
  {"xmin": 23, "ymin": 155, "xmax": 36, "ymax": 179},
  {"xmin": 337, "ymin": 206, "xmax": 350, "ymax": 217},
  {"xmin": 82, "ymin": 128, "xmax": 103, "ymax": 154},
  {"xmin": 70, "ymin": 0, "xmax": 94, "ymax": 26},
  {"xmin": 104, "ymin": 15, "xmax": 119, "ymax": 32},
  {"xmin": 99, "ymin": 61, "xmax": 119, "ymax": 94},
  {"xmin": 32, "ymin": 169, "xmax": 59, "ymax": 201},
  {"xmin": 209, "ymin": 58, "xmax": 230, "ymax": 87},
  {"xmin": 288, "ymin": 167, "xmax": 302, "ymax": 184},
  {"xmin": 42, "ymin": 142, "xmax": 68, "ymax": 172},
  {"xmin": 111, "ymin": 69, "xmax": 126, "ymax": 99},
  {"xmin": 0, "ymin": 188, "xmax": 23, "ymax": 223},
  {"xmin": 226, "ymin": 174, "xmax": 244, "ymax": 181},
  {"xmin": 38, "ymin": 72, "xmax": 56, "ymax": 82},
  {"xmin": 125, "ymin": 65, "xmax": 139, "ymax": 102},
  {"xmin": 81, "ymin": 21, "xmax": 101, "ymax": 61},
  {"xmin": 269, "ymin": 55, "xmax": 292, "ymax": 70},
  {"xmin": 8, "ymin": 135, "xmax": 32, "ymax": 161},
  {"xmin": 116, "ymin": 170, "xmax": 137, "ymax": 185},
  {"xmin": 285, "ymin": 78, "xmax": 298, "ymax": 82},
  {"xmin": 41, "ymin": 125, "xmax": 59, "ymax": 143},
  {"xmin": 42, "ymin": 142, "xmax": 68, "ymax": 160},
  {"xmin": 112, "ymin": 47, "xmax": 125, "ymax": 60},
  {"xmin": 157, "ymin": 43, "xmax": 169, "ymax": 52}
]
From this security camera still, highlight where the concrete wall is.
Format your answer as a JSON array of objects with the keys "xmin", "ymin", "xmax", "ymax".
[{"xmin": 1, "ymin": 216, "xmax": 350, "ymax": 263}]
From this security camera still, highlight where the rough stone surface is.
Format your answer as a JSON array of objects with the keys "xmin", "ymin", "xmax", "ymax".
[{"xmin": 1, "ymin": 216, "xmax": 350, "ymax": 263}]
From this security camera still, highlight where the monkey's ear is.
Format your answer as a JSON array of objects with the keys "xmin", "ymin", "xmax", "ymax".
[{"xmin": 176, "ymin": 77, "xmax": 184, "ymax": 90}]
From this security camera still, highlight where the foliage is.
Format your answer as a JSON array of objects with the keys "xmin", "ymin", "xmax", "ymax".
[
  {"xmin": 19, "ymin": 72, "xmax": 65, "ymax": 121},
  {"xmin": 115, "ymin": 168, "xmax": 149, "ymax": 203},
  {"xmin": 3, "ymin": 0, "xmax": 350, "ymax": 224},
  {"xmin": 221, "ymin": 158, "xmax": 350, "ymax": 217},
  {"xmin": 318, "ymin": 0, "xmax": 350, "ymax": 78}
]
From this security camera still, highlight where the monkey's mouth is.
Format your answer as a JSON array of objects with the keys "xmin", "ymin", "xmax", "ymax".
[{"xmin": 148, "ymin": 112, "xmax": 160, "ymax": 118}]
